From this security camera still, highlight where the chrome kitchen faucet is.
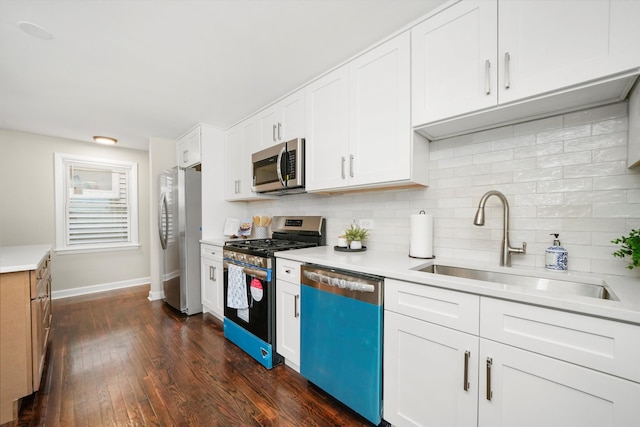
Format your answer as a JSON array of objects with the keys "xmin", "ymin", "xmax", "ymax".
[{"xmin": 473, "ymin": 190, "xmax": 526, "ymax": 267}]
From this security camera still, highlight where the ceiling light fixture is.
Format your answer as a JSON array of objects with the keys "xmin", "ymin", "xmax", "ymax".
[
  {"xmin": 17, "ymin": 21, "xmax": 53, "ymax": 40},
  {"xmin": 93, "ymin": 136, "xmax": 118, "ymax": 145}
]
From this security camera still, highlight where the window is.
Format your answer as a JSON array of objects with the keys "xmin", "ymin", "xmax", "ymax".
[{"xmin": 54, "ymin": 153, "xmax": 139, "ymax": 253}]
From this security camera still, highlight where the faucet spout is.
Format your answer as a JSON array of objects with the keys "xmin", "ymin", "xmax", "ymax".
[{"xmin": 473, "ymin": 190, "xmax": 526, "ymax": 266}]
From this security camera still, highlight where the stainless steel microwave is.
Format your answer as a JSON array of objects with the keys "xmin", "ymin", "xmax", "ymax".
[{"xmin": 252, "ymin": 138, "xmax": 305, "ymax": 194}]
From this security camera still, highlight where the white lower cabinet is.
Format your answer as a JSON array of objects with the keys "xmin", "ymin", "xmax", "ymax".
[
  {"xmin": 275, "ymin": 259, "xmax": 302, "ymax": 371},
  {"xmin": 200, "ymin": 243, "xmax": 224, "ymax": 320},
  {"xmin": 383, "ymin": 278, "xmax": 640, "ymax": 427},
  {"xmin": 478, "ymin": 338, "xmax": 640, "ymax": 427},
  {"xmin": 384, "ymin": 311, "xmax": 479, "ymax": 427}
]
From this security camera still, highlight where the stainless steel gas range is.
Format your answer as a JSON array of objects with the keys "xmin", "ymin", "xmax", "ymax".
[{"xmin": 223, "ymin": 216, "xmax": 325, "ymax": 369}]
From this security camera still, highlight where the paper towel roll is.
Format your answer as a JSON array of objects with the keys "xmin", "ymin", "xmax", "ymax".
[{"xmin": 410, "ymin": 213, "xmax": 433, "ymax": 258}]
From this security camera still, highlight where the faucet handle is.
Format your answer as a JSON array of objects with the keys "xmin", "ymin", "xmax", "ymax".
[{"xmin": 522, "ymin": 242, "xmax": 527, "ymax": 254}]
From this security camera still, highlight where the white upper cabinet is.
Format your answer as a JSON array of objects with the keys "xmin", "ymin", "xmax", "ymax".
[
  {"xmin": 413, "ymin": 0, "xmax": 640, "ymax": 140},
  {"xmin": 177, "ymin": 125, "xmax": 202, "ymax": 168},
  {"xmin": 412, "ymin": 0, "xmax": 497, "ymax": 124},
  {"xmin": 258, "ymin": 89, "xmax": 305, "ymax": 147},
  {"xmin": 305, "ymin": 65, "xmax": 350, "ymax": 192},
  {"xmin": 498, "ymin": 0, "xmax": 635, "ymax": 104},
  {"xmin": 306, "ymin": 31, "xmax": 427, "ymax": 193},
  {"xmin": 224, "ymin": 116, "xmax": 264, "ymax": 201}
]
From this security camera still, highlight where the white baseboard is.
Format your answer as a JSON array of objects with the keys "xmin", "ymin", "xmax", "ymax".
[
  {"xmin": 51, "ymin": 277, "xmax": 150, "ymax": 300},
  {"xmin": 148, "ymin": 290, "xmax": 165, "ymax": 301}
]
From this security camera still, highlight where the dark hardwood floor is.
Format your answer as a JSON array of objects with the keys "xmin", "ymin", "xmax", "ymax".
[{"xmin": 3, "ymin": 285, "xmax": 373, "ymax": 427}]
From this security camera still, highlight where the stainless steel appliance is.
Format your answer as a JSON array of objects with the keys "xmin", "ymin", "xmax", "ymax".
[
  {"xmin": 158, "ymin": 166, "xmax": 202, "ymax": 315},
  {"xmin": 300, "ymin": 265, "xmax": 384, "ymax": 425},
  {"xmin": 223, "ymin": 216, "xmax": 324, "ymax": 369},
  {"xmin": 252, "ymin": 138, "xmax": 305, "ymax": 194}
]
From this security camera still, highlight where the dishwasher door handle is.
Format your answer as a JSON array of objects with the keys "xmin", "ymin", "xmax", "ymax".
[{"xmin": 302, "ymin": 271, "xmax": 375, "ymax": 292}]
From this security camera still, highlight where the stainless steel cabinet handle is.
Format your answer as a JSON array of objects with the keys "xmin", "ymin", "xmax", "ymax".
[
  {"xmin": 349, "ymin": 154, "xmax": 354, "ymax": 178},
  {"xmin": 285, "ymin": 269, "xmax": 291, "ymax": 274},
  {"xmin": 272, "ymin": 124, "xmax": 277, "ymax": 142},
  {"xmin": 277, "ymin": 122, "xmax": 282, "ymax": 141},
  {"xmin": 294, "ymin": 294, "xmax": 299, "ymax": 318},
  {"xmin": 209, "ymin": 266, "xmax": 214, "ymax": 281},
  {"xmin": 484, "ymin": 60, "xmax": 491, "ymax": 95},
  {"xmin": 504, "ymin": 52, "xmax": 511, "ymax": 89},
  {"xmin": 183, "ymin": 149, "xmax": 188, "ymax": 163},
  {"xmin": 341, "ymin": 156, "xmax": 346, "ymax": 179},
  {"xmin": 464, "ymin": 350, "xmax": 471, "ymax": 391},
  {"xmin": 486, "ymin": 357, "xmax": 493, "ymax": 400}
]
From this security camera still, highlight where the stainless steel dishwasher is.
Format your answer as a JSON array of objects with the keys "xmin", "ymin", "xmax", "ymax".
[{"xmin": 300, "ymin": 264, "xmax": 384, "ymax": 425}]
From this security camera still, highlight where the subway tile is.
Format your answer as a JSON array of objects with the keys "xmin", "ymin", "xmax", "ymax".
[
  {"xmin": 592, "ymin": 117, "xmax": 629, "ymax": 135},
  {"xmin": 563, "ymin": 102, "xmax": 628, "ymax": 126},
  {"xmin": 471, "ymin": 172, "xmax": 513, "ymax": 186},
  {"xmin": 494, "ymin": 158, "xmax": 536, "ymax": 174},
  {"xmin": 594, "ymin": 174, "xmax": 640, "ymax": 190},
  {"xmin": 562, "ymin": 218, "xmax": 627, "ymax": 231},
  {"xmin": 628, "ymin": 189, "xmax": 640, "ymax": 203},
  {"xmin": 565, "ymin": 190, "xmax": 627, "ymax": 205},
  {"xmin": 515, "ymin": 193, "xmax": 564, "ymax": 206},
  {"xmin": 536, "ymin": 205, "xmax": 592, "ymax": 218},
  {"xmin": 514, "ymin": 142, "xmax": 563, "ymax": 159},
  {"xmin": 538, "ymin": 178, "xmax": 592, "ymax": 193},
  {"xmin": 536, "ymin": 151, "xmax": 591, "ymax": 168},
  {"xmin": 536, "ymin": 124, "xmax": 591, "ymax": 144},
  {"xmin": 564, "ymin": 161, "xmax": 627, "ymax": 178},
  {"xmin": 513, "ymin": 166, "xmax": 562, "ymax": 182},
  {"xmin": 437, "ymin": 154, "xmax": 474, "ymax": 169},
  {"xmin": 473, "ymin": 149, "xmax": 513, "ymax": 164},
  {"xmin": 454, "ymin": 140, "xmax": 491, "ymax": 157},
  {"xmin": 491, "ymin": 134, "xmax": 536, "ymax": 151},
  {"xmin": 514, "ymin": 116, "xmax": 564, "ymax": 136},
  {"xmin": 593, "ymin": 147, "xmax": 627, "ymax": 163},
  {"xmin": 564, "ymin": 132, "xmax": 626, "ymax": 152},
  {"xmin": 593, "ymin": 203, "xmax": 640, "ymax": 218}
]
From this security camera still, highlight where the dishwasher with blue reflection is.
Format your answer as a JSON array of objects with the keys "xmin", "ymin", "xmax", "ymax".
[{"xmin": 300, "ymin": 264, "xmax": 384, "ymax": 425}]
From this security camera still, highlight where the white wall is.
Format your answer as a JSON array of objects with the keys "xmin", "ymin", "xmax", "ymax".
[
  {"xmin": 0, "ymin": 129, "xmax": 151, "ymax": 293},
  {"xmin": 249, "ymin": 102, "xmax": 640, "ymax": 278}
]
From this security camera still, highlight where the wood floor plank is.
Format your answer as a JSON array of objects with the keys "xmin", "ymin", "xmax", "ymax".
[{"xmin": 2, "ymin": 285, "xmax": 374, "ymax": 427}]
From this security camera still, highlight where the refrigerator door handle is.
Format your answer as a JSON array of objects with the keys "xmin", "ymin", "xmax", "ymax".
[{"xmin": 158, "ymin": 192, "xmax": 168, "ymax": 249}]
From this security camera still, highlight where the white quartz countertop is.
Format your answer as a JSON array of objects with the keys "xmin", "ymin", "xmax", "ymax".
[
  {"xmin": 275, "ymin": 246, "xmax": 640, "ymax": 325},
  {"xmin": 0, "ymin": 244, "xmax": 52, "ymax": 274}
]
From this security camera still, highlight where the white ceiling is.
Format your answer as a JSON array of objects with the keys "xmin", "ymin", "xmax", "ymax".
[{"xmin": 0, "ymin": 0, "xmax": 447, "ymax": 151}]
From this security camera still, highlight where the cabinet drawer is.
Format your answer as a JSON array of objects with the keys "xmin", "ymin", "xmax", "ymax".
[
  {"xmin": 481, "ymin": 297, "xmax": 640, "ymax": 382},
  {"xmin": 385, "ymin": 278, "xmax": 480, "ymax": 335},
  {"xmin": 276, "ymin": 260, "xmax": 301, "ymax": 284},
  {"xmin": 201, "ymin": 244, "xmax": 223, "ymax": 261},
  {"xmin": 29, "ymin": 253, "xmax": 50, "ymax": 298}
]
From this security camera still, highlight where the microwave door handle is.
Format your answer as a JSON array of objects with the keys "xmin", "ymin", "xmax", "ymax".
[{"xmin": 276, "ymin": 145, "xmax": 287, "ymax": 187}]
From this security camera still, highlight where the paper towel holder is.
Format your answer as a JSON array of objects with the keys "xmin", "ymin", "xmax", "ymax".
[{"xmin": 409, "ymin": 210, "xmax": 436, "ymax": 259}]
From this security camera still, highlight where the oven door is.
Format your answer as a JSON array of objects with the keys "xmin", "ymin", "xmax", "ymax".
[{"xmin": 223, "ymin": 259, "xmax": 272, "ymax": 343}]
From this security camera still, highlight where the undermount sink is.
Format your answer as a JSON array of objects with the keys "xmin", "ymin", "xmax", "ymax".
[{"xmin": 416, "ymin": 264, "xmax": 618, "ymax": 301}]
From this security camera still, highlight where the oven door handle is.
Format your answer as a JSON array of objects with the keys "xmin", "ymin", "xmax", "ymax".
[
  {"xmin": 226, "ymin": 259, "xmax": 269, "ymax": 281},
  {"xmin": 243, "ymin": 267, "xmax": 268, "ymax": 280}
]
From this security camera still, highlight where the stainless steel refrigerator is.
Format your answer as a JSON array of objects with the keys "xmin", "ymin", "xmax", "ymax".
[{"xmin": 158, "ymin": 166, "xmax": 202, "ymax": 315}]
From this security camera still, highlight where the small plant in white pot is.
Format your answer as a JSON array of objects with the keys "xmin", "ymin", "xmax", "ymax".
[{"xmin": 344, "ymin": 224, "xmax": 368, "ymax": 250}]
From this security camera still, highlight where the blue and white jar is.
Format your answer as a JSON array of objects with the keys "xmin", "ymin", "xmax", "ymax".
[{"xmin": 545, "ymin": 234, "xmax": 568, "ymax": 271}]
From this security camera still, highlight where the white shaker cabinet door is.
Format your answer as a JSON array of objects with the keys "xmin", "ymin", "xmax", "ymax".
[
  {"xmin": 412, "ymin": 0, "xmax": 497, "ymax": 125},
  {"xmin": 498, "ymin": 0, "xmax": 620, "ymax": 104},
  {"xmin": 478, "ymin": 338, "xmax": 640, "ymax": 427},
  {"xmin": 304, "ymin": 65, "xmax": 349, "ymax": 192},
  {"xmin": 384, "ymin": 311, "xmax": 479, "ymax": 427},
  {"xmin": 349, "ymin": 31, "xmax": 411, "ymax": 187},
  {"xmin": 275, "ymin": 279, "xmax": 301, "ymax": 370}
]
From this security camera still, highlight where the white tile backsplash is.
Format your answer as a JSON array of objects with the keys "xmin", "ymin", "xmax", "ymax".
[{"xmin": 250, "ymin": 101, "xmax": 640, "ymax": 278}]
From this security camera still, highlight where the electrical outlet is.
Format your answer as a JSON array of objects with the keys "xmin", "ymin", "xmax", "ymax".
[{"xmin": 359, "ymin": 218, "xmax": 374, "ymax": 229}]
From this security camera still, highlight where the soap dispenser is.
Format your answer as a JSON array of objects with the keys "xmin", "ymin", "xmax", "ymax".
[{"xmin": 545, "ymin": 233, "xmax": 568, "ymax": 271}]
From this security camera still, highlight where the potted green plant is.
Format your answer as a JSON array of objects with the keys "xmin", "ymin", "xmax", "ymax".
[
  {"xmin": 344, "ymin": 224, "xmax": 368, "ymax": 250},
  {"xmin": 611, "ymin": 229, "xmax": 640, "ymax": 270}
]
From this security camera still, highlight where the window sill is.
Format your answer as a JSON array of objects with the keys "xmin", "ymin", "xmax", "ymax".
[{"xmin": 54, "ymin": 243, "xmax": 141, "ymax": 256}]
